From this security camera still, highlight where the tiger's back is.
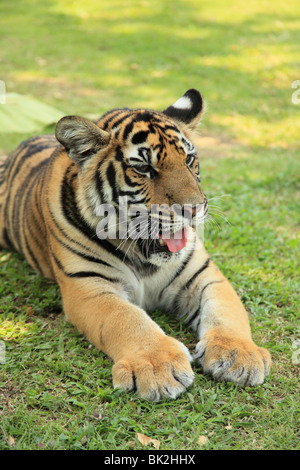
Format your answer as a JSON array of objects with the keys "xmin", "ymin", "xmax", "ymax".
[{"xmin": 0, "ymin": 135, "xmax": 60, "ymax": 278}]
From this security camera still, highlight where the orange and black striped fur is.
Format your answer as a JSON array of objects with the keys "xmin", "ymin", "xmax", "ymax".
[{"xmin": 0, "ymin": 89, "xmax": 271, "ymax": 400}]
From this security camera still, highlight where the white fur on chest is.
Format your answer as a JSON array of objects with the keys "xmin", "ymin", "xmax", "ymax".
[{"xmin": 130, "ymin": 257, "xmax": 184, "ymax": 311}]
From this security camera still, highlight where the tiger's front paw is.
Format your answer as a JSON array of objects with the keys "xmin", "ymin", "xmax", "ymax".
[
  {"xmin": 112, "ymin": 336, "xmax": 194, "ymax": 401},
  {"xmin": 194, "ymin": 331, "xmax": 271, "ymax": 386}
]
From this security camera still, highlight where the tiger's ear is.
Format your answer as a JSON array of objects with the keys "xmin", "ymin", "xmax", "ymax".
[
  {"xmin": 55, "ymin": 115, "xmax": 110, "ymax": 164},
  {"xmin": 163, "ymin": 89, "xmax": 204, "ymax": 130}
]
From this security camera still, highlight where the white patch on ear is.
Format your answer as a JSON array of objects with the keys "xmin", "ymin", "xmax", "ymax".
[{"xmin": 172, "ymin": 96, "xmax": 192, "ymax": 110}]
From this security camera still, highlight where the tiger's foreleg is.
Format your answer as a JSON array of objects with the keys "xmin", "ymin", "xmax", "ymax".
[
  {"xmin": 58, "ymin": 277, "xmax": 194, "ymax": 401},
  {"xmin": 183, "ymin": 254, "xmax": 271, "ymax": 386}
]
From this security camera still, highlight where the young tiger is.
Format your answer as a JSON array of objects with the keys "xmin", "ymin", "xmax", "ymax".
[{"xmin": 0, "ymin": 89, "xmax": 271, "ymax": 401}]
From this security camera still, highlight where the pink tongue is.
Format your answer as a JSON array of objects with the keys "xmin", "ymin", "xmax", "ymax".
[{"xmin": 161, "ymin": 228, "xmax": 188, "ymax": 253}]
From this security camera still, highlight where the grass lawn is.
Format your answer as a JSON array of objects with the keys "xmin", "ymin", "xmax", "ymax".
[{"xmin": 0, "ymin": 0, "xmax": 299, "ymax": 450}]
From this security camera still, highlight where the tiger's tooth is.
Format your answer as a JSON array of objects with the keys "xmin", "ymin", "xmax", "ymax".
[{"xmin": 158, "ymin": 238, "xmax": 166, "ymax": 246}]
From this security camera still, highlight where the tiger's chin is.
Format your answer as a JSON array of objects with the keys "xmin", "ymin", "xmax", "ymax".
[{"xmin": 147, "ymin": 248, "xmax": 187, "ymax": 267}]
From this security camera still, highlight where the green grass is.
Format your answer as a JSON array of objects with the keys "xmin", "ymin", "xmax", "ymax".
[{"xmin": 0, "ymin": 0, "xmax": 299, "ymax": 451}]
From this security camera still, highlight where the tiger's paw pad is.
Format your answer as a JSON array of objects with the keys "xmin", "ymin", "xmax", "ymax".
[
  {"xmin": 112, "ymin": 338, "xmax": 194, "ymax": 401},
  {"xmin": 194, "ymin": 333, "xmax": 271, "ymax": 386}
]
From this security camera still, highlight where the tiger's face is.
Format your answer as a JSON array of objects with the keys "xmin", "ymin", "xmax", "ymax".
[{"xmin": 56, "ymin": 89, "xmax": 207, "ymax": 264}]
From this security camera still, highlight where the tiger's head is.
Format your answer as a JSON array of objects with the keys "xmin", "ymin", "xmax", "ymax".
[{"xmin": 55, "ymin": 89, "xmax": 207, "ymax": 265}]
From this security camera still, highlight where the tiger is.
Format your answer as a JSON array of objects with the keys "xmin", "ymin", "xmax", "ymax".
[{"xmin": 0, "ymin": 89, "xmax": 271, "ymax": 401}]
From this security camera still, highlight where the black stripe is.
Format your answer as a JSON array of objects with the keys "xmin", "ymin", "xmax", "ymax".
[
  {"xmin": 23, "ymin": 229, "xmax": 44, "ymax": 275},
  {"xmin": 105, "ymin": 110, "xmax": 131, "ymax": 131},
  {"xmin": 200, "ymin": 280, "xmax": 224, "ymax": 302},
  {"xmin": 185, "ymin": 307, "xmax": 200, "ymax": 326},
  {"xmin": 158, "ymin": 250, "xmax": 194, "ymax": 300},
  {"xmin": 5, "ymin": 140, "xmax": 50, "ymax": 246},
  {"xmin": 9, "ymin": 158, "xmax": 48, "ymax": 253},
  {"xmin": 118, "ymin": 187, "xmax": 143, "ymax": 197},
  {"xmin": 20, "ymin": 161, "xmax": 50, "ymax": 273},
  {"xmin": 49, "ymin": 224, "xmax": 113, "ymax": 268},
  {"xmin": 121, "ymin": 160, "xmax": 140, "ymax": 188},
  {"xmin": 21, "ymin": 177, "xmax": 47, "ymax": 275},
  {"xmin": 33, "ymin": 178, "xmax": 47, "ymax": 238},
  {"xmin": 115, "ymin": 146, "xmax": 124, "ymax": 162},
  {"xmin": 51, "ymin": 251, "xmax": 118, "ymax": 283},
  {"xmin": 46, "ymin": 189, "xmax": 126, "ymax": 265},
  {"xmin": 12, "ymin": 168, "xmax": 44, "ymax": 247},
  {"xmin": 61, "ymin": 167, "xmax": 96, "ymax": 239},
  {"xmin": 129, "ymin": 157, "xmax": 147, "ymax": 164},
  {"xmin": 98, "ymin": 238, "xmax": 131, "ymax": 264},
  {"xmin": 69, "ymin": 271, "xmax": 115, "ymax": 280},
  {"xmin": 2, "ymin": 228, "xmax": 13, "ymax": 250},
  {"xmin": 60, "ymin": 168, "xmax": 129, "ymax": 264},
  {"xmin": 187, "ymin": 280, "xmax": 225, "ymax": 329},
  {"xmin": 106, "ymin": 161, "xmax": 118, "ymax": 201},
  {"xmin": 101, "ymin": 109, "xmax": 126, "ymax": 129},
  {"xmin": 123, "ymin": 112, "xmax": 156, "ymax": 141},
  {"xmin": 96, "ymin": 168, "xmax": 107, "ymax": 203},
  {"xmin": 129, "ymin": 192, "xmax": 151, "ymax": 204},
  {"xmin": 199, "ymin": 280, "xmax": 225, "ymax": 313},
  {"xmin": 173, "ymin": 257, "xmax": 211, "ymax": 313},
  {"xmin": 131, "ymin": 130, "xmax": 149, "ymax": 145},
  {"xmin": 184, "ymin": 257, "xmax": 210, "ymax": 290},
  {"xmin": 123, "ymin": 120, "xmax": 135, "ymax": 141},
  {"xmin": 24, "ymin": 211, "xmax": 45, "ymax": 253},
  {"xmin": 7, "ymin": 138, "xmax": 54, "ymax": 184},
  {"xmin": 47, "ymin": 200, "xmax": 97, "ymax": 256},
  {"xmin": 87, "ymin": 291, "xmax": 117, "ymax": 301}
]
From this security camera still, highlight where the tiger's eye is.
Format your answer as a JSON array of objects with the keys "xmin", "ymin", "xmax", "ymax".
[
  {"xmin": 137, "ymin": 165, "xmax": 151, "ymax": 173},
  {"xmin": 135, "ymin": 164, "xmax": 157, "ymax": 178}
]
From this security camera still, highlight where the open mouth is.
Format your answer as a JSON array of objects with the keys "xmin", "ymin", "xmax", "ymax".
[
  {"xmin": 139, "ymin": 227, "xmax": 188, "ymax": 258},
  {"xmin": 158, "ymin": 227, "xmax": 188, "ymax": 253}
]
